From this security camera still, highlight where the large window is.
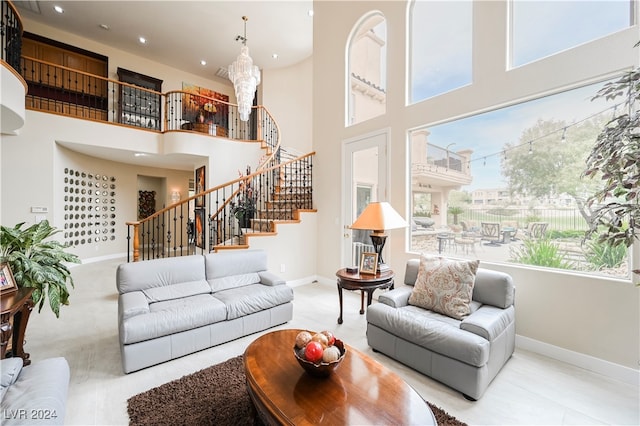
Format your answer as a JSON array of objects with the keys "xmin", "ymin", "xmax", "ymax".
[
  {"xmin": 410, "ymin": 0, "xmax": 473, "ymax": 103},
  {"xmin": 409, "ymin": 79, "xmax": 631, "ymax": 279},
  {"xmin": 347, "ymin": 13, "xmax": 387, "ymax": 126},
  {"xmin": 510, "ymin": 0, "xmax": 634, "ymax": 68}
]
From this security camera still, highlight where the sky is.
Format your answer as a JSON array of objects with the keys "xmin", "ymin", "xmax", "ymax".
[
  {"xmin": 410, "ymin": 0, "xmax": 632, "ymax": 191},
  {"xmin": 423, "ymin": 82, "xmax": 615, "ymax": 190}
]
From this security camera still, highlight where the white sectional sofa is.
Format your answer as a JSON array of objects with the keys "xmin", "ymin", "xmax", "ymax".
[{"xmin": 116, "ymin": 249, "xmax": 293, "ymax": 373}]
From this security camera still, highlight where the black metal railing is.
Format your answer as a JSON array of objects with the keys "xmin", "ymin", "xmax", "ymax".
[
  {"xmin": 126, "ymin": 151, "xmax": 315, "ymax": 262},
  {"xmin": 18, "ymin": 56, "xmax": 278, "ymax": 147},
  {"xmin": 1, "ymin": 0, "xmax": 22, "ymax": 72}
]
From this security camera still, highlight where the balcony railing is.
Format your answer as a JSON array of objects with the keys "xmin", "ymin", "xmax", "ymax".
[
  {"xmin": 19, "ymin": 56, "xmax": 269, "ymax": 142},
  {"xmin": 1, "ymin": 0, "xmax": 22, "ymax": 72},
  {"xmin": 427, "ymin": 143, "xmax": 464, "ymax": 173}
]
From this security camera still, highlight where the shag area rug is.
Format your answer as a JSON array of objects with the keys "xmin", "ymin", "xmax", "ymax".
[{"xmin": 127, "ymin": 355, "xmax": 467, "ymax": 426}]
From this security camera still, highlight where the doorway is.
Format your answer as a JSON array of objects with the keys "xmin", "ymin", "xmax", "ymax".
[{"xmin": 341, "ymin": 129, "xmax": 389, "ymax": 266}]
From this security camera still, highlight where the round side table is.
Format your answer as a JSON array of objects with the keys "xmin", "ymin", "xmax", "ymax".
[{"xmin": 335, "ymin": 268, "xmax": 395, "ymax": 324}]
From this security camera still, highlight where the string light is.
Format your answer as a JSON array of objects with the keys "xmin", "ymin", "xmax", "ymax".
[{"xmin": 458, "ymin": 102, "xmax": 621, "ymax": 170}]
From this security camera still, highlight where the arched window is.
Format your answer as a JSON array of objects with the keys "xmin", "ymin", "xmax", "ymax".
[
  {"xmin": 409, "ymin": 0, "xmax": 472, "ymax": 104},
  {"xmin": 347, "ymin": 12, "xmax": 387, "ymax": 126}
]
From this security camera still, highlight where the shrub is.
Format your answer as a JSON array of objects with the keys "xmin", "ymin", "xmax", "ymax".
[
  {"xmin": 584, "ymin": 240, "xmax": 627, "ymax": 270},
  {"xmin": 510, "ymin": 237, "xmax": 573, "ymax": 270}
]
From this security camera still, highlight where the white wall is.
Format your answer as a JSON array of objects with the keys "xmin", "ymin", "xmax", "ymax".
[
  {"xmin": 312, "ymin": 0, "xmax": 640, "ymax": 374},
  {"xmin": 22, "ymin": 19, "xmax": 234, "ymax": 100},
  {"xmin": 262, "ymin": 57, "xmax": 313, "ymax": 153}
]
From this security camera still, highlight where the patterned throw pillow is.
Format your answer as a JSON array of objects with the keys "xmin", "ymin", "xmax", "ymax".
[{"xmin": 408, "ymin": 255, "xmax": 479, "ymax": 320}]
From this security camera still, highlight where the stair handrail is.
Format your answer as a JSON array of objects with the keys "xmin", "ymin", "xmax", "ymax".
[{"xmin": 126, "ymin": 151, "xmax": 315, "ymax": 261}]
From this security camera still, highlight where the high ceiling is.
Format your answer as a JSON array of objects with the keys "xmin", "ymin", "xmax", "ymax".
[
  {"xmin": 15, "ymin": 0, "xmax": 314, "ymax": 81},
  {"xmin": 13, "ymin": 0, "xmax": 314, "ymax": 170}
]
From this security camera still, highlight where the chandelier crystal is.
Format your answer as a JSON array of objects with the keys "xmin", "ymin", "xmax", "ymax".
[{"xmin": 228, "ymin": 16, "xmax": 261, "ymax": 122}]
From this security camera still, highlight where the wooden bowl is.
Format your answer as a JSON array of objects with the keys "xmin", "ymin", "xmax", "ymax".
[{"xmin": 293, "ymin": 339, "xmax": 346, "ymax": 377}]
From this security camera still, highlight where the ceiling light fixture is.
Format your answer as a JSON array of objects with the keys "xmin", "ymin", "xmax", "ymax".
[
  {"xmin": 99, "ymin": 24, "xmax": 110, "ymax": 30},
  {"xmin": 227, "ymin": 16, "xmax": 261, "ymax": 122},
  {"xmin": 138, "ymin": 36, "xmax": 147, "ymax": 44},
  {"xmin": 54, "ymin": 5, "xmax": 64, "ymax": 13},
  {"xmin": 200, "ymin": 60, "xmax": 207, "ymax": 66},
  {"xmin": 272, "ymin": 53, "xmax": 279, "ymax": 59}
]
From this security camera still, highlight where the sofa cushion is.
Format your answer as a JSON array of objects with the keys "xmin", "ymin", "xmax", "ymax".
[
  {"xmin": 1, "ymin": 358, "xmax": 23, "ymax": 401},
  {"xmin": 116, "ymin": 255, "xmax": 206, "ymax": 294},
  {"xmin": 142, "ymin": 280, "xmax": 211, "ymax": 303},
  {"xmin": 213, "ymin": 283, "xmax": 294, "ymax": 320},
  {"xmin": 205, "ymin": 249, "xmax": 267, "ymax": 278},
  {"xmin": 408, "ymin": 255, "xmax": 479, "ymax": 320},
  {"xmin": 208, "ymin": 273, "xmax": 261, "ymax": 293},
  {"xmin": 367, "ymin": 303, "xmax": 490, "ymax": 367},
  {"xmin": 120, "ymin": 294, "xmax": 227, "ymax": 344}
]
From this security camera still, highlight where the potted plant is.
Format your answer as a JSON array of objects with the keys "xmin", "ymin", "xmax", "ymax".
[
  {"xmin": 231, "ymin": 165, "xmax": 257, "ymax": 229},
  {"xmin": 582, "ymin": 42, "xmax": 639, "ymax": 282},
  {"xmin": 0, "ymin": 220, "xmax": 80, "ymax": 317}
]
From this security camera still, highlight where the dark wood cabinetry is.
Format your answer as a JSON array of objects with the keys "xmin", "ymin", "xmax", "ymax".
[
  {"xmin": 117, "ymin": 68, "xmax": 163, "ymax": 130},
  {"xmin": 22, "ymin": 33, "xmax": 108, "ymax": 120}
]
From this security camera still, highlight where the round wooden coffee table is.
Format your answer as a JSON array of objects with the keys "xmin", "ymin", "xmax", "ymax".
[{"xmin": 244, "ymin": 329, "xmax": 436, "ymax": 425}]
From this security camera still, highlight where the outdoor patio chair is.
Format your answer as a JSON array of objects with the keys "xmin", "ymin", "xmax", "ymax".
[
  {"xmin": 529, "ymin": 222, "xmax": 548, "ymax": 239},
  {"xmin": 480, "ymin": 222, "xmax": 501, "ymax": 246}
]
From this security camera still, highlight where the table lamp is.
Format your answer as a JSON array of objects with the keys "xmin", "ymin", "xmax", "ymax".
[{"xmin": 350, "ymin": 201, "xmax": 408, "ymax": 272}]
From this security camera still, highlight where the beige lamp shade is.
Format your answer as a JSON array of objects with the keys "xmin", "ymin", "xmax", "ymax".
[{"xmin": 351, "ymin": 202, "xmax": 408, "ymax": 233}]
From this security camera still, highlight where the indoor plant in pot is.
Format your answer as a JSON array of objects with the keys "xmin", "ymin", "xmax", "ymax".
[
  {"xmin": 0, "ymin": 220, "xmax": 80, "ymax": 317},
  {"xmin": 231, "ymin": 165, "xmax": 257, "ymax": 229}
]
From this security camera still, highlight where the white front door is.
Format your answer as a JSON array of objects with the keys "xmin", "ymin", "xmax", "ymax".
[{"xmin": 341, "ymin": 129, "xmax": 389, "ymax": 267}]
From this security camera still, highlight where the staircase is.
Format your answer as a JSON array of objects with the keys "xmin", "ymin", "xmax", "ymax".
[{"xmin": 126, "ymin": 149, "xmax": 316, "ymax": 262}]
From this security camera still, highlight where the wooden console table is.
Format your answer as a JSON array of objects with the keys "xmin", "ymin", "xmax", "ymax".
[{"xmin": 1, "ymin": 287, "xmax": 35, "ymax": 365}]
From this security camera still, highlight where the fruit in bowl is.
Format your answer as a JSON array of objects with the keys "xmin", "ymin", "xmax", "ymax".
[{"xmin": 294, "ymin": 330, "xmax": 346, "ymax": 377}]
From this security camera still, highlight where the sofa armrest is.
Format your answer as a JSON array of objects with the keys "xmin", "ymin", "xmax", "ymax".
[
  {"xmin": 1, "ymin": 357, "xmax": 69, "ymax": 426},
  {"xmin": 119, "ymin": 291, "xmax": 150, "ymax": 320},
  {"xmin": 460, "ymin": 305, "xmax": 515, "ymax": 341},
  {"xmin": 258, "ymin": 271, "xmax": 286, "ymax": 286},
  {"xmin": 378, "ymin": 286, "xmax": 413, "ymax": 308}
]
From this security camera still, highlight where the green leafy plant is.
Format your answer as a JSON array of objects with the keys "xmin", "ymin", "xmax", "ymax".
[
  {"xmin": 584, "ymin": 239, "xmax": 628, "ymax": 270},
  {"xmin": 0, "ymin": 220, "xmax": 80, "ymax": 317},
  {"xmin": 510, "ymin": 237, "xmax": 573, "ymax": 270},
  {"xmin": 582, "ymin": 42, "xmax": 639, "ymax": 280},
  {"xmin": 447, "ymin": 206, "xmax": 464, "ymax": 224}
]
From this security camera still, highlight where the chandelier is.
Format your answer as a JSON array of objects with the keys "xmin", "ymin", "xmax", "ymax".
[{"xmin": 228, "ymin": 16, "xmax": 261, "ymax": 122}]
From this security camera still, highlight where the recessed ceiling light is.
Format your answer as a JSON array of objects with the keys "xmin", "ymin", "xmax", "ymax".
[
  {"xmin": 138, "ymin": 36, "xmax": 147, "ymax": 44},
  {"xmin": 308, "ymin": 9, "xmax": 314, "ymax": 17},
  {"xmin": 272, "ymin": 53, "xmax": 279, "ymax": 59},
  {"xmin": 99, "ymin": 24, "xmax": 110, "ymax": 30},
  {"xmin": 134, "ymin": 153, "xmax": 148, "ymax": 157},
  {"xmin": 54, "ymin": 5, "xmax": 64, "ymax": 13},
  {"xmin": 200, "ymin": 60, "xmax": 207, "ymax": 66}
]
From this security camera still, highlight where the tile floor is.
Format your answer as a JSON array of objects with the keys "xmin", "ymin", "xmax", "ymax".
[{"xmin": 21, "ymin": 258, "xmax": 640, "ymax": 425}]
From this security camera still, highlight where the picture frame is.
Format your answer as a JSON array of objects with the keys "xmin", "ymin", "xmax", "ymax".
[
  {"xmin": 195, "ymin": 166, "xmax": 206, "ymax": 208},
  {"xmin": 359, "ymin": 252, "xmax": 378, "ymax": 275},
  {"xmin": 194, "ymin": 208, "xmax": 206, "ymax": 249},
  {"xmin": 0, "ymin": 262, "xmax": 18, "ymax": 294}
]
